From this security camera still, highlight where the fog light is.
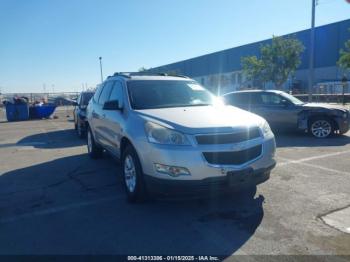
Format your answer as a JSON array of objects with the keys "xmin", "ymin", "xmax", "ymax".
[{"xmin": 154, "ymin": 163, "xmax": 191, "ymax": 177}]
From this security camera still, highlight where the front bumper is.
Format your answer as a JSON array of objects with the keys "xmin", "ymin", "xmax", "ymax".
[
  {"xmin": 144, "ymin": 161, "xmax": 276, "ymax": 195},
  {"xmin": 336, "ymin": 115, "xmax": 350, "ymax": 134},
  {"xmin": 134, "ymin": 135, "xmax": 276, "ymax": 194}
]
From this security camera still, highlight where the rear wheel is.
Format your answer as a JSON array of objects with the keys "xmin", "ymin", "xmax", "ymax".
[
  {"xmin": 122, "ymin": 145, "xmax": 147, "ymax": 203},
  {"xmin": 76, "ymin": 120, "xmax": 85, "ymax": 138},
  {"xmin": 87, "ymin": 127, "xmax": 103, "ymax": 158},
  {"xmin": 309, "ymin": 117, "xmax": 334, "ymax": 138}
]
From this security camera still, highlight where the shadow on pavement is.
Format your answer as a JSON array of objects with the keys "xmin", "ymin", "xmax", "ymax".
[
  {"xmin": 15, "ymin": 129, "xmax": 85, "ymax": 149},
  {"xmin": 0, "ymin": 153, "xmax": 264, "ymax": 256},
  {"xmin": 275, "ymin": 131, "xmax": 350, "ymax": 148}
]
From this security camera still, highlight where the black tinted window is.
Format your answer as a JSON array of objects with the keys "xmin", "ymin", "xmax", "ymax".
[
  {"xmin": 261, "ymin": 93, "xmax": 284, "ymax": 105},
  {"xmin": 250, "ymin": 93, "xmax": 263, "ymax": 104},
  {"xmin": 81, "ymin": 92, "xmax": 94, "ymax": 105},
  {"xmin": 76, "ymin": 94, "xmax": 81, "ymax": 105},
  {"xmin": 98, "ymin": 81, "xmax": 114, "ymax": 105},
  {"xmin": 93, "ymin": 85, "xmax": 103, "ymax": 102},
  {"xmin": 224, "ymin": 93, "xmax": 249, "ymax": 105},
  {"xmin": 109, "ymin": 81, "xmax": 123, "ymax": 106}
]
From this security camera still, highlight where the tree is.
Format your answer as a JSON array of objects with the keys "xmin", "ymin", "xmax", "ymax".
[
  {"xmin": 241, "ymin": 35, "xmax": 304, "ymax": 89},
  {"xmin": 138, "ymin": 67, "xmax": 148, "ymax": 72},
  {"xmin": 337, "ymin": 29, "xmax": 350, "ymax": 71},
  {"xmin": 241, "ymin": 55, "xmax": 267, "ymax": 87}
]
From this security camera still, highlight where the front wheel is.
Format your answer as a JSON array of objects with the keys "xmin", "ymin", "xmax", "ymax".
[
  {"xmin": 122, "ymin": 145, "xmax": 147, "ymax": 203},
  {"xmin": 309, "ymin": 117, "xmax": 334, "ymax": 138}
]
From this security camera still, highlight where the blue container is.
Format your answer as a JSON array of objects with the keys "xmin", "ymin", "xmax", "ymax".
[
  {"xmin": 30, "ymin": 104, "xmax": 56, "ymax": 119},
  {"xmin": 5, "ymin": 103, "xmax": 29, "ymax": 121}
]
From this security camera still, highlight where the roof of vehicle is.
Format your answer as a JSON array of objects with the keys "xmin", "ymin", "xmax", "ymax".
[
  {"xmin": 223, "ymin": 89, "xmax": 285, "ymax": 96},
  {"xmin": 106, "ymin": 72, "xmax": 191, "ymax": 81}
]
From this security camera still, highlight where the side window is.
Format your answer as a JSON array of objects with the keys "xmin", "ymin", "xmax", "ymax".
[
  {"xmin": 228, "ymin": 93, "xmax": 249, "ymax": 105},
  {"xmin": 98, "ymin": 81, "xmax": 114, "ymax": 105},
  {"xmin": 108, "ymin": 81, "xmax": 123, "ymax": 106},
  {"xmin": 261, "ymin": 93, "xmax": 284, "ymax": 106},
  {"xmin": 224, "ymin": 94, "xmax": 236, "ymax": 105},
  {"xmin": 250, "ymin": 93, "xmax": 263, "ymax": 105},
  {"xmin": 76, "ymin": 95, "xmax": 81, "ymax": 106},
  {"xmin": 225, "ymin": 93, "xmax": 263, "ymax": 107},
  {"xmin": 93, "ymin": 85, "xmax": 104, "ymax": 102}
]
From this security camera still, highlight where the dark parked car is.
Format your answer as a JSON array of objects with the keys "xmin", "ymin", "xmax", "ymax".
[
  {"xmin": 73, "ymin": 91, "xmax": 94, "ymax": 138},
  {"xmin": 222, "ymin": 90, "xmax": 350, "ymax": 138}
]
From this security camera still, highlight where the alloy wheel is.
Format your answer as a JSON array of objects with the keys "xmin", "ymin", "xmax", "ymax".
[
  {"xmin": 124, "ymin": 155, "xmax": 137, "ymax": 193},
  {"xmin": 311, "ymin": 120, "xmax": 332, "ymax": 138},
  {"xmin": 87, "ymin": 130, "xmax": 92, "ymax": 153}
]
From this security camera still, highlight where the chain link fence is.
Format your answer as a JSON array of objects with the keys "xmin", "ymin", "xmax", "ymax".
[{"xmin": 0, "ymin": 92, "xmax": 80, "ymax": 107}]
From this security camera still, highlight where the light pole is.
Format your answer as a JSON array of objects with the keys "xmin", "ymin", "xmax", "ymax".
[
  {"xmin": 342, "ymin": 75, "xmax": 348, "ymax": 105},
  {"xmin": 308, "ymin": 0, "xmax": 316, "ymax": 102},
  {"xmin": 99, "ymin": 57, "xmax": 104, "ymax": 83}
]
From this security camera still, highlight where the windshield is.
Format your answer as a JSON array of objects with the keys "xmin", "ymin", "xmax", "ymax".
[
  {"xmin": 127, "ymin": 80, "xmax": 218, "ymax": 110},
  {"xmin": 280, "ymin": 92, "xmax": 304, "ymax": 105}
]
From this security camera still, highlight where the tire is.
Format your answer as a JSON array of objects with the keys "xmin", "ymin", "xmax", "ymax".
[
  {"xmin": 122, "ymin": 145, "xmax": 147, "ymax": 203},
  {"xmin": 76, "ymin": 120, "xmax": 85, "ymax": 139},
  {"xmin": 87, "ymin": 127, "xmax": 103, "ymax": 159},
  {"xmin": 309, "ymin": 117, "xmax": 334, "ymax": 138}
]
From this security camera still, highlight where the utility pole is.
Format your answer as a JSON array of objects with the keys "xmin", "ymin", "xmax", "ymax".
[
  {"xmin": 99, "ymin": 57, "xmax": 104, "ymax": 83},
  {"xmin": 308, "ymin": 0, "xmax": 316, "ymax": 102}
]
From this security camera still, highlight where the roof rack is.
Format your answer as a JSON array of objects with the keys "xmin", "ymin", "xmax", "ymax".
[{"xmin": 112, "ymin": 72, "xmax": 189, "ymax": 79}]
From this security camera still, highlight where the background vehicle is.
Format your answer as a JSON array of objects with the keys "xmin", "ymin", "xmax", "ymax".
[
  {"xmin": 86, "ymin": 73, "xmax": 276, "ymax": 202},
  {"xmin": 73, "ymin": 91, "xmax": 94, "ymax": 138},
  {"xmin": 222, "ymin": 90, "xmax": 350, "ymax": 138}
]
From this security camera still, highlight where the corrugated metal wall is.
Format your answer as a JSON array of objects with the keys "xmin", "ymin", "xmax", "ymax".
[{"xmin": 150, "ymin": 19, "xmax": 350, "ymax": 78}]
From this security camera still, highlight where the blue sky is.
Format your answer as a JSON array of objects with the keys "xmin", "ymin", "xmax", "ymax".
[{"xmin": 0, "ymin": 0, "xmax": 350, "ymax": 93}]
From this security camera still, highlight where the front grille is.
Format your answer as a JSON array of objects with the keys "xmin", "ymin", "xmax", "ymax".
[
  {"xmin": 196, "ymin": 127, "xmax": 261, "ymax": 145},
  {"xmin": 202, "ymin": 145, "xmax": 262, "ymax": 165}
]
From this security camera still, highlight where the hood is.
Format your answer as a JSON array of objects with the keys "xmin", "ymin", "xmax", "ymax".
[
  {"xmin": 302, "ymin": 103, "xmax": 349, "ymax": 112},
  {"xmin": 135, "ymin": 105, "xmax": 264, "ymax": 134}
]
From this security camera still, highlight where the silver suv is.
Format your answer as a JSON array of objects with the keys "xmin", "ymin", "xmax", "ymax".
[{"xmin": 86, "ymin": 73, "xmax": 276, "ymax": 202}]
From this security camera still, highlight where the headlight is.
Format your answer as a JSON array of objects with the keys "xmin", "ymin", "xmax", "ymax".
[
  {"xmin": 342, "ymin": 112, "xmax": 348, "ymax": 119},
  {"xmin": 259, "ymin": 120, "xmax": 273, "ymax": 138},
  {"xmin": 145, "ymin": 122, "xmax": 191, "ymax": 145}
]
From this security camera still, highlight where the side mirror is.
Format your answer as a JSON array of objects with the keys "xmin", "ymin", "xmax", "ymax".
[
  {"xmin": 103, "ymin": 100, "xmax": 122, "ymax": 110},
  {"xmin": 72, "ymin": 101, "xmax": 78, "ymax": 106}
]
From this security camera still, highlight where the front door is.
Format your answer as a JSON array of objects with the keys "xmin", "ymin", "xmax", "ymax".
[{"xmin": 256, "ymin": 92, "xmax": 300, "ymax": 130}]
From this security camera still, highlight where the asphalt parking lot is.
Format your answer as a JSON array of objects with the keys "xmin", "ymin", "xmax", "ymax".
[{"xmin": 0, "ymin": 107, "xmax": 349, "ymax": 257}]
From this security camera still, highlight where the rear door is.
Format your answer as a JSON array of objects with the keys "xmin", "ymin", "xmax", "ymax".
[
  {"xmin": 103, "ymin": 81, "xmax": 125, "ymax": 157},
  {"xmin": 89, "ymin": 85, "xmax": 104, "ymax": 132},
  {"xmin": 94, "ymin": 81, "xmax": 114, "ymax": 146}
]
